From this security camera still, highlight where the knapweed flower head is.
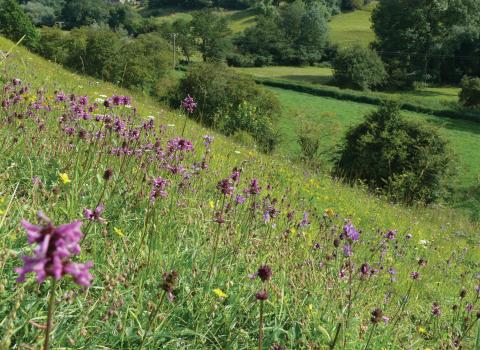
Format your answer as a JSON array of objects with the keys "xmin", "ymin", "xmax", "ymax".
[
  {"xmin": 343, "ymin": 222, "xmax": 359, "ymax": 241},
  {"xmin": 411, "ymin": 271, "xmax": 420, "ymax": 280},
  {"xmin": 83, "ymin": 204, "xmax": 107, "ymax": 224},
  {"xmin": 15, "ymin": 212, "xmax": 93, "ymax": 287},
  {"xmin": 161, "ymin": 270, "xmax": 178, "ymax": 302},
  {"xmin": 181, "ymin": 95, "xmax": 197, "ymax": 114}
]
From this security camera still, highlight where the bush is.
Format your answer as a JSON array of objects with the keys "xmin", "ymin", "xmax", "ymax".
[
  {"xmin": 295, "ymin": 117, "xmax": 321, "ymax": 162},
  {"xmin": 333, "ymin": 45, "xmax": 386, "ymax": 90},
  {"xmin": 334, "ymin": 101, "xmax": 453, "ymax": 204},
  {"xmin": 459, "ymin": 76, "xmax": 480, "ymax": 108},
  {"xmin": 175, "ymin": 63, "xmax": 281, "ymax": 152}
]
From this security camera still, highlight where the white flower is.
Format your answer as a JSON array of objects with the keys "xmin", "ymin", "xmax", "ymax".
[
  {"xmin": 419, "ymin": 239, "xmax": 429, "ymax": 246},
  {"xmin": 234, "ymin": 151, "xmax": 241, "ymax": 154}
]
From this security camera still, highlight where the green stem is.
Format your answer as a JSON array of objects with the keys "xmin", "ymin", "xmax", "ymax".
[
  {"xmin": 140, "ymin": 291, "xmax": 166, "ymax": 349},
  {"xmin": 258, "ymin": 300, "xmax": 264, "ymax": 350},
  {"xmin": 43, "ymin": 278, "xmax": 56, "ymax": 350}
]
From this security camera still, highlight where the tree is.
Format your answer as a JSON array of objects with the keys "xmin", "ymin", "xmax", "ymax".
[
  {"xmin": 191, "ymin": 9, "xmax": 232, "ymax": 62},
  {"xmin": 333, "ymin": 45, "xmax": 386, "ymax": 90},
  {"xmin": 0, "ymin": 0, "xmax": 40, "ymax": 49},
  {"xmin": 172, "ymin": 18, "xmax": 196, "ymax": 63},
  {"xmin": 22, "ymin": 1, "xmax": 56, "ymax": 26},
  {"xmin": 334, "ymin": 101, "xmax": 453, "ymax": 204},
  {"xmin": 61, "ymin": 0, "xmax": 110, "ymax": 29},
  {"xmin": 459, "ymin": 76, "xmax": 480, "ymax": 108},
  {"xmin": 294, "ymin": 2, "xmax": 329, "ymax": 64}
]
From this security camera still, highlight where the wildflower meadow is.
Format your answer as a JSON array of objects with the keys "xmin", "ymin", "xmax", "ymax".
[{"xmin": 0, "ymin": 37, "xmax": 479, "ymax": 350}]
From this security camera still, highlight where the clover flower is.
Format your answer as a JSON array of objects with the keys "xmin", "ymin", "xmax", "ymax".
[{"xmin": 15, "ymin": 212, "xmax": 93, "ymax": 287}]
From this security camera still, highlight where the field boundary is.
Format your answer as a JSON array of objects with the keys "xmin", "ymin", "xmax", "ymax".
[{"xmin": 255, "ymin": 77, "xmax": 480, "ymax": 123}]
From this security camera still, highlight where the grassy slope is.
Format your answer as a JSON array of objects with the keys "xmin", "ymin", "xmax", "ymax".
[
  {"xmin": 0, "ymin": 36, "xmax": 479, "ymax": 349},
  {"xmin": 268, "ymin": 87, "xmax": 480, "ymax": 213}
]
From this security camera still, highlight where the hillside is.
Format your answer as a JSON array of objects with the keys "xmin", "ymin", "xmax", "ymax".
[{"xmin": 1, "ymin": 36, "xmax": 479, "ymax": 349}]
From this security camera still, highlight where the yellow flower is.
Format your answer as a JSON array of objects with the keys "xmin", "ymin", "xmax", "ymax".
[
  {"xmin": 418, "ymin": 326, "xmax": 427, "ymax": 334},
  {"xmin": 113, "ymin": 227, "xmax": 125, "ymax": 237},
  {"xmin": 324, "ymin": 208, "xmax": 335, "ymax": 218},
  {"xmin": 307, "ymin": 304, "xmax": 314, "ymax": 312},
  {"xmin": 209, "ymin": 200, "xmax": 215, "ymax": 209},
  {"xmin": 213, "ymin": 288, "xmax": 228, "ymax": 298},
  {"xmin": 59, "ymin": 173, "xmax": 71, "ymax": 184},
  {"xmin": 0, "ymin": 209, "xmax": 4, "ymax": 215},
  {"xmin": 290, "ymin": 227, "xmax": 297, "ymax": 235}
]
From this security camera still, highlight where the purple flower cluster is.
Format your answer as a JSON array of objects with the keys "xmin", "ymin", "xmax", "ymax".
[
  {"xmin": 83, "ymin": 204, "xmax": 107, "ymax": 224},
  {"xmin": 15, "ymin": 212, "xmax": 93, "ymax": 287},
  {"xmin": 150, "ymin": 177, "xmax": 169, "ymax": 202},
  {"xmin": 343, "ymin": 223, "xmax": 359, "ymax": 241},
  {"xmin": 181, "ymin": 95, "xmax": 197, "ymax": 114}
]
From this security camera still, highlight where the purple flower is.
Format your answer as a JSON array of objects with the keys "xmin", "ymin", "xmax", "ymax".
[
  {"xmin": 466, "ymin": 303, "xmax": 474, "ymax": 313},
  {"xmin": 161, "ymin": 270, "xmax": 178, "ymax": 302},
  {"xmin": 299, "ymin": 212, "xmax": 310, "ymax": 228},
  {"xmin": 410, "ymin": 271, "xmax": 420, "ymax": 280},
  {"xmin": 343, "ymin": 223, "xmax": 359, "ymax": 241},
  {"xmin": 432, "ymin": 302, "xmax": 441, "ymax": 317},
  {"xmin": 343, "ymin": 244, "xmax": 352, "ymax": 257},
  {"xmin": 247, "ymin": 179, "xmax": 261, "ymax": 195},
  {"xmin": 257, "ymin": 265, "xmax": 272, "ymax": 282},
  {"xmin": 235, "ymin": 195, "xmax": 246, "ymax": 204},
  {"xmin": 150, "ymin": 177, "xmax": 169, "ymax": 202},
  {"xmin": 217, "ymin": 178, "xmax": 234, "ymax": 196},
  {"xmin": 256, "ymin": 290, "xmax": 268, "ymax": 301},
  {"xmin": 384, "ymin": 230, "xmax": 397, "ymax": 240},
  {"xmin": 203, "ymin": 135, "xmax": 214, "ymax": 148},
  {"xmin": 83, "ymin": 204, "xmax": 106, "ymax": 224},
  {"xmin": 167, "ymin": 137, "xmax": 194, "ymax": 154},
  {"xmin": 12, "ymin": 78, "xmax": 21, "ymax": 86},
  {"xmin": 181, "ymin": 95, "xmax": 197, "ymax": 114},
  {"xmin": 360, "ymin": 263, "xmax": 369, "ymax": 276},
  {"xmin": 15, "ymin": 212, "xmax": 93, "ymax": 286}
]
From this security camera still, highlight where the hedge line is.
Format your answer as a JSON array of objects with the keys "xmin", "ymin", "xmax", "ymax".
[{"xmin": 254, "ymin": 78, "xmax": 480, "ymax": 123}]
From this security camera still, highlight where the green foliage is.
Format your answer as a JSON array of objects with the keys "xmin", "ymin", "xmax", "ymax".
[
  {"xmin": 372, "ymin": 0, "xmax": 480, "ymax": 86},
  {"xmin": 333, "ymin": 45, "xmax": 386, "ymax": 90},
  {"xmin": 176, "ymin": 63, "xmax": 280, "ymax": 152},
  {"xmin": 37, "ymin": 26, "xmax": 171, "ymax": 94},
  {"xmin": 148, "ymin": 0, "xmax": 252, "ymax": 9},
  {"xmin": 459, "ymin": 76, "xmax": 480, "ymax": 108},
  {"xmin": 0, "ymin": 0, "xmax": 40, "ymax": 49},
  {"xmin": 335, "ymin": 101, "xmax": 453, "ymax": 204},
  {"xmin": 233, "ymin": 0, "xmax": 329, "ymax": 66},
  {"xmin": 60, "ymin": 0, "xmax": 110, "ymax": 29},
  {"xmin": 191, "ymin": 9, "xmax": 232, "ymax": 62},
  {"xmin": 22, "ymin": 1, "xmax": 56, "ymax": 26}
]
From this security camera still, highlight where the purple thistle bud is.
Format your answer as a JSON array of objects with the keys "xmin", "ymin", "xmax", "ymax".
[
  {"xmin": 360, "ymin": 263, "xmax": 369, "ymax": 276},
  {"xmin": 432, "ymin": 302, "xmax": 441, "ymax": 317},
  {"xmin": 255, "ymin": 289, "xmax": 268, "ymax": 301},
  {"xmin": 257, "ymin": 265, "xmax": 272, "ymax": 282},
  {"xmin": 15, "ymin": 212, "xmax": 93, "ymax": 286},
  {"xmin": 181, "ymin": 95, "xmax": 197, "ymax": 114}
]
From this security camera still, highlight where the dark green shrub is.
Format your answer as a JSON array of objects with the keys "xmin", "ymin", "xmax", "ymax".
[
  {"xmin": 459, "ymin": 76, "xmax": 480, "ymax": 108},
  {"xmin": 334, "ymin": 101, "xmax": 453, "ymax": 204},
  {"xmin": 38, "ymin": 27, "xmax": 69, "ymax": 64},
  {"xmin": 176, "ymin": 63, "xmax": 281, "ymax": 152},
  {"xmin": 333, "ymin": 45, "xmax": 386, "ymax": 90}
]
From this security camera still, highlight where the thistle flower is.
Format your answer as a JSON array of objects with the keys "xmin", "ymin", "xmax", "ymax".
[
  {"xmin": 181, "ymin": 95, "xmax": 197, "ymax": 114},
  {"xmin": 83, "ymin": 204, "xmax": 107, "ymax": 224},
  {"xmin": 160, "ymin": 270, "xmax": 178, "ymax": 302},
  {"xmin": 15, "ymin": 212, "xmax": 93, "ymax": 287}
]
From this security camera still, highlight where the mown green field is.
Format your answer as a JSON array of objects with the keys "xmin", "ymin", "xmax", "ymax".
[
  {"xmin": 329, "ymin": 7, "xmax": 375, "ymax": 47},
  {"xmin": 268, "ymin": 87, "xmax": 480, "ymax": 212}
]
